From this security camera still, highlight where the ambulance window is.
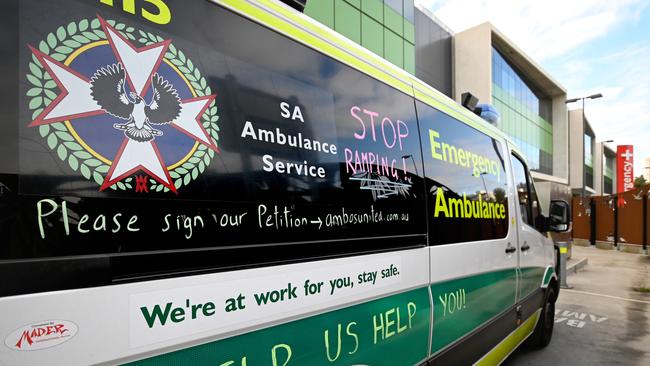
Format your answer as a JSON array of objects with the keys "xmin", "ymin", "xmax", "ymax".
[
  {"xmin": 511, "ymin": 154, "xmax": 531, "ymax": 226},
  {"xmin": 2, "ymin": 0, "xmax": 429, "ymax": 295},
  {"xmin": 417, "ymin": 101, "xmax": 509, "ymax": 245},
  {"xmin": 528, "ymin": 172, "xmax": 544, "ymax": 231}
]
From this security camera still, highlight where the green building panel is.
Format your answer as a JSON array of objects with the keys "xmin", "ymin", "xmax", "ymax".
[
  {"xmin": 304, "ymin": 0, "xmax": 415, "ymax": 74},
  {"xmin": 384, "ymin": 27, "xmax": 404, "ymax": 68},
  {"xmin": 362, "ymin": 14, "xmax": 384, "ymax": 56},
  {"xmin": 362, "ymin": 0, "xmax": 384, "ymax": 22},
  {"xmin": 404, "ymin": 40, "xmax": 415, "ymax": 74},
  {"xmin": 404, "ymin": 20, "xmax": 415, "ymax": 43},
  {"xmin": 304, "ymin": 0, "xmax": 334, "ymax": 28},
  {"xmin": 335, "ymin": 0, "xmax": 361, "ymax": 43},
  {"xmin": 345, "ymin": 0, "xmax": 362, "ymax": 8},
  {"xmin": 384, "ymin": 4, "xmax": 403, "ymax": 36}
]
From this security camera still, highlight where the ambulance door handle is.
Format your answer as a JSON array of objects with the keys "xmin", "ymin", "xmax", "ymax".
[
  {"xmin": 505, "ymin": 243, "xmax": 516, "ymax": 254},
  {"xmin": 521, "ymin": 242, "xmax": 531, "ymax": 252}
]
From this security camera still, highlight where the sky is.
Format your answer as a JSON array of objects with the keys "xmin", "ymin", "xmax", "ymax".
[{"xmin": 416, "ymin": 0, "xmax": 650, "ymax": 174}]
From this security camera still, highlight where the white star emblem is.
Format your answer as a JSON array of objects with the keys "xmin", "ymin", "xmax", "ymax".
[{"xmin": 28, "ymin": 16, "xmax": 218, "ymax": 193}]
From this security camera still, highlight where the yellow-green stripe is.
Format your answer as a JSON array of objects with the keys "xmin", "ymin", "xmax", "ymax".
[{"xmin": 475, "ymin": 310, "xmax": 541, "ymax": 365}]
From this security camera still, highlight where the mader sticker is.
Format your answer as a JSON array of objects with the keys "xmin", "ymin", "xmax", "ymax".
[{"xmin": 5, "ymin": 320, "xmax": 78, "ymax": 351}]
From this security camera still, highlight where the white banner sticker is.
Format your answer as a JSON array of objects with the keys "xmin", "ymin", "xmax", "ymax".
[{"xmin": 129, "ymin": 256, "xmax": 402, "ymax": 347}]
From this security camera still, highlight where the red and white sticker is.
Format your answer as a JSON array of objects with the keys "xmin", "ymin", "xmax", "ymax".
[{"xmin": 4, "ymin": 320, "xmax": 78, "ymax": 351}]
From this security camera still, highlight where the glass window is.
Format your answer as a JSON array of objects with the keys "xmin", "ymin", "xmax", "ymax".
[
  {"xmin": 529, "ymin": 171, "xmax": 543, "ymax": 229},
  {"xmin": 584, "ymin": 133, "xmax": 593, "ymax": 167},
  {"xmin": 512, "ymin": 154, "xmax": 543, "ymax": 231},
  {"xmin": 5, "ymin": 0, "xmax": 429, "ymax": 294},
  {"xmin": 418, "ymin": 101, "xmax": 509, "ymax": 244},
  {"xmin": 491, "ymin": 48, "xmax": 552, "ymax": 175},
  {"xmin": 385, "ymin": 0, "xmax": 403, "ymax": 15},
  {"xmin": 404, "ymin": 0, "xmax": 414, "ymax": 21},
  {"xmin": 493, "ymin": 57, "xmax": 501, "ymax": 86},
  {"xmin": 511, "ymin": 154, "xmax": 530, "ymax": 225}
]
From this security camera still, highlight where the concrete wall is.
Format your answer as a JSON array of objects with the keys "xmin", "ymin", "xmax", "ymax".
[
  {"xmin": 594, "ymin": 142, "xmax": 603, "ymax": 194},
  {"xmin": 414, "ymin": 8, "xmax": 452, "ymax": 97},
  {"xmin": 452, "ymin": 23, "xmax": 492, "ymax": 103},
  {"xmin": 569, "ymin": 109, "xmax": 584, "ymax": 190},
  {"xmin": 552, "ymin": 96, "xmax": 569, "ymax": 181}
]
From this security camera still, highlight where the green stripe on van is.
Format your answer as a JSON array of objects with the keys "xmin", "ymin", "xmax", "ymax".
[
  {"xmin": 430, "ymin": 269, "xmax": 517, "ymax": 354},
  {"xmin": 542, "ymin": 266, "xmax": 555, "ymax": 287},
  {"xmin": 126, "ymin": 288, "xmax": 430, "ymax": 366},
  {"xmin": 519, "ymin": 267, "xmax": 547, "ymax": 299}
]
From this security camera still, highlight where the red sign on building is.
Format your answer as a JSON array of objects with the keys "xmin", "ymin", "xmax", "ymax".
[{"xmin": 617, "ymin": 145, "xmax": 634, "ymax": 193}]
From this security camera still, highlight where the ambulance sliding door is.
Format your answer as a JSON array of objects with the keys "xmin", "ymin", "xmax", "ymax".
[{"xmin": 416, "ymin": 101, "xmax": 519, "ymax": 363}]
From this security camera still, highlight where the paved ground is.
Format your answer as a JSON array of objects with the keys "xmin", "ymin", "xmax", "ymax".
[{"xmin": 504, "ymin": 245, "xmax": 650, "ymax": 366}]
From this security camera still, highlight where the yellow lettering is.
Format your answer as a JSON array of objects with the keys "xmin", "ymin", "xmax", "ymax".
[
  {"xmin": 429, "ymin": 130, "xmax": 501, "ymax": 181},
  {"xmin": 441, "ymin": 143, "xmax": 457, "ymax": 164},
  {"xmin": 142, "ymin": 0, "xmax": 171, "ymax": 25},
  {"xmin": 429, "ymin": 129, "xmax": 442, "ymax": 160},
  {"xmin": 123, "ymin": 0, "xmax": 136, "ymax": 13},
  {"xmin": 434, "ymin": 188, "xmax": 449, "ymax": 218},
  {"xmin": 448, "ymin": 197, "xmax": 463, "ymax": 218},
  {"xmin": 457, "ymin": 149, "xmax": 467, "ymax": 166}
]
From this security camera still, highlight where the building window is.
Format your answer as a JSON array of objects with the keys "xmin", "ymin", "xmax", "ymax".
[
  {"xmin": 604, "ymin": 155, "xmax": 614, "ymax": 194},
  {"xmin": 584, "ymin": 133, "xmax": 594, "ymax": 188},
  {"xmin": 404, "ymin": 0, "xmax": 415, "ymax": 22},
  {"xmin": 385, "ymin": 0, "xmax": 404, "ymax": 15},
  {"xmin": 491, "ymin": 47, "xmax": 552, "ymax": 175}
]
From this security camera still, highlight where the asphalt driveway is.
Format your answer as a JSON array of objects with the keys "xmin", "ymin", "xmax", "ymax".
[{"xmin": 504, "ymin": 245, "xmax": 650, "ymax": 365}]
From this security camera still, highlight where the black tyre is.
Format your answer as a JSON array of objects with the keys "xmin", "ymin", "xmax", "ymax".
[{"xmin": 526, "ymin": 286, "xmax": 556, "ymax": 348}]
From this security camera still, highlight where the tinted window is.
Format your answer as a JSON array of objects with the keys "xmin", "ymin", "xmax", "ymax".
[
  {"xmin": 0, "ymin": 0, "xmax": 426, "ymax": 294},
  {"xmin": 511, "ymin": 154, "xmax": 531, "ymax": 225},
  {"xmin": 512, "ymin": 153, "xmax": 544, "ymax": 231},
  {"xmin": 417, "ymin": 102, "xmax": 509, "ymax": 244},
  {"xmin": 529, "ymin": 172, "xmax": 542, "ymax": 227}
]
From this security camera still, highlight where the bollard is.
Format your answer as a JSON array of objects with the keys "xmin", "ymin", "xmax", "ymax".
[{"xmin": 558, "ymin": 241, "xmax": 572, "ymax": 289}]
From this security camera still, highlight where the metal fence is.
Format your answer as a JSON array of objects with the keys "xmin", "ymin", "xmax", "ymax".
[{"xmin": 572, "ymin": 186, "xmax": 649, "ymax": 252}]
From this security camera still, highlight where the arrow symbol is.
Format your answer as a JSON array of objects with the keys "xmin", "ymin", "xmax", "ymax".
[{"xmin": 310, "ymin": 217, "xmax": 323, "ymax": 230}]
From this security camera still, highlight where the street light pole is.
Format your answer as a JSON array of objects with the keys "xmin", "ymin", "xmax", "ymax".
[
  {"xmin": 582, "ymin": 97, "xmax": 586, "ymax": 198},
  {"xmin": 566, "ymin": 93, "xmax": 603, "ymax": 199}
]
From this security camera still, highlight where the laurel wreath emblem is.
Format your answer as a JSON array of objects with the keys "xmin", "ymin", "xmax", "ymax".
[{"xmin": 26, "ymin": 18, "xmax": 219, "ymax": 192}]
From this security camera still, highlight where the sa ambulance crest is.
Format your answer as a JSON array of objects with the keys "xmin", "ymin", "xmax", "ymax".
[{"xmin": 26, "ymin": 16, "xmax": 220, "ymax": 193}]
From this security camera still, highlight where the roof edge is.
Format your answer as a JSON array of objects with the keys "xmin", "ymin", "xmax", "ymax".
[{"xmin": 461, "ymin": 21, "xmax": 567, "ymax": 97}]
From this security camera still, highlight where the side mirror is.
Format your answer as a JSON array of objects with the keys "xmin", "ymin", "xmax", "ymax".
[{"xmin": 548, "ymin": 200, "xmax": 571, "ymax": 232}]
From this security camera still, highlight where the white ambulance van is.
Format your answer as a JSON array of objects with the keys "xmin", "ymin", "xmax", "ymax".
[{"xmin": 0, "ymin": 0, "xmax": 570, "ymax": 365}]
